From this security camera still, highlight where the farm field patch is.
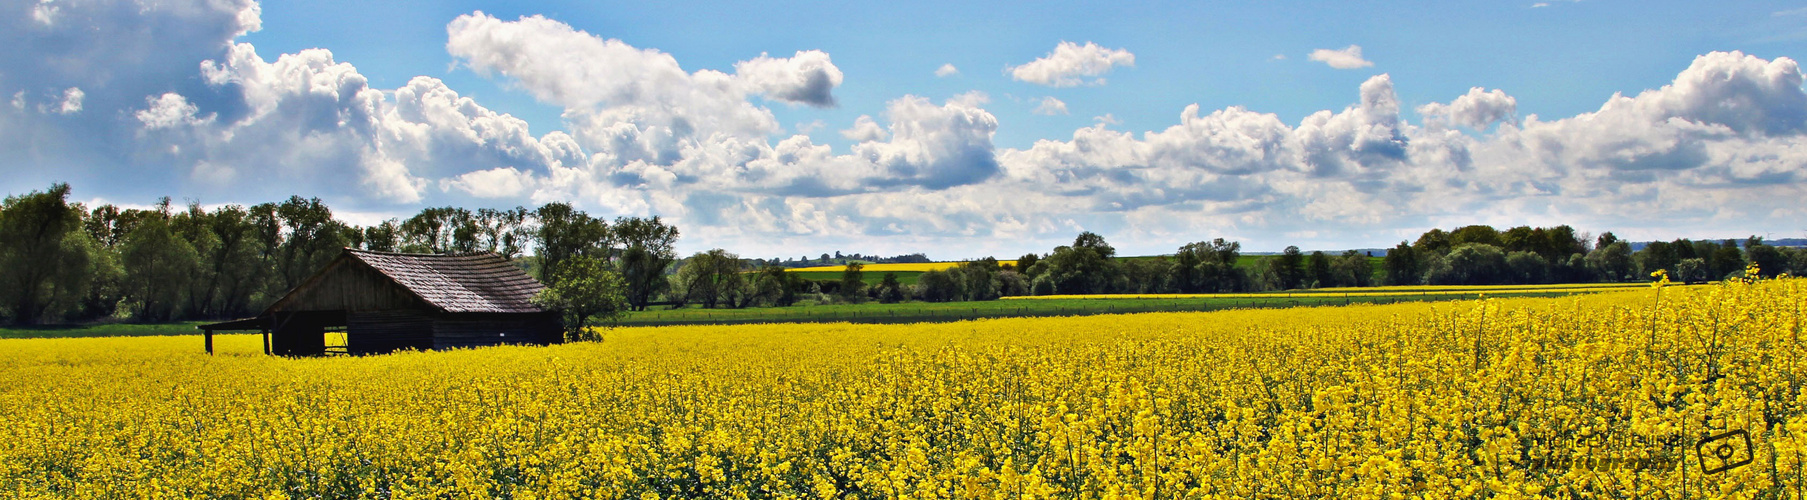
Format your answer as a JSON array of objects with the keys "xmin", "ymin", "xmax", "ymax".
[{"xmin": 0, "ymin": 280, "xmax": 1800, "ymax": 497}]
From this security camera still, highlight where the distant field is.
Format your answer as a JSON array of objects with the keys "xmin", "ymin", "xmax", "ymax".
[
  {"xmin": 0, "ymin": 321, "xmax": 207, "ymax": 339},
  {"xmin": 786, "ymin": 255, "xmax": 1387, "ymax": 285},
  {"xmin": 1009, "ymin": 283, "xmax": 1651, "ymax": 300},
  {"xmin": 615, "ymin": 284, "xmax": 1638, "ymax": 327}
]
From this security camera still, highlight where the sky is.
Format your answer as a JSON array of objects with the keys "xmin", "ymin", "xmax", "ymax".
[{"xmin": 4, "ymin": 0, "xmax": 1807, "ymax": 259}]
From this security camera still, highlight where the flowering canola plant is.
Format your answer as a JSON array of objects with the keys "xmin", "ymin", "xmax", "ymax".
[{"xmin": 0, "ymin": 277, "xmax": 1803, "ymax": 498}]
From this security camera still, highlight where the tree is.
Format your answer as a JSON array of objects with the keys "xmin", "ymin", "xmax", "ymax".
[
  {"xmin": 1709, "ymin": 240, "xmax": 1745, "ymax": 279},
  {"xmin": 876, "ymin": 272, "xmax": 905, "ymax": 303},
  {"xmin": 1744, "ymin": 238, "xmax": 1786, "ymax": 278},
  {"xmin": 839, "ymin": 262, "xmax": 867, "ymax": 302},
  {"xmin": 1675, "ymin": 258, "xmax": 1710, "ymax": 284},
  {"xmin": 1449, "ymin": 225, "xmax": 1503, "ymax": 248},
  {"xmin": 1015, "ymin": 253, "xmax": 1040, "ymax": 278},
  {"xmin": 532, "ymin": 203, "xmax": 609, "ymax": 289},
  {"xmin": 1505, "ymin": 251, "xmax": 1548, "ymax": 284},
  {"xmin": 1306, "ymin": 251, "xmax": 1333, "ymax": 288},
  {"xmin": 1383, "ymin": 241, "xmax": 1420, "ymax": 285},
  {"xmin": 1032, "ymin": 232, "xmax": 1122, "ymax": 295},
  {"xmin": 1273, "ymin": 246, "xmax": 1306, "ymax": 290},
  {"xmin": 1587, "ymin": 241, "xmax": 1635, "ymax": 282},
  {"xmin": 917, "ymin": 270, "xmax": 959, "ymax": 302},
  {"xmin": 1430, "ymin": 243, "xmax": 1507, "ymax": 285},
  {"xmin": 532, "ymin": 255, "xmax": 628, "ymax": 342},
  {"xmin": 0, "ymin": 184, "xmax": 96, "ymax": 324},
  {"xmin": 1332, "ymin": 250, "xmax": 1373, "ymax": 287},
  {"xmin": 675, "ymin": 249, "xmax": 744, "ymax": 308},
  {"xmin": 121, "ymin": 214, "xmax": 201, "ymax": 322},
  {"xmin": 613, "ymin": 216, "xmax": 679, "ymax": 311},
  {"xmin": 1175, "ymin": 238, "xmax": 1244, "ymax": 292}
]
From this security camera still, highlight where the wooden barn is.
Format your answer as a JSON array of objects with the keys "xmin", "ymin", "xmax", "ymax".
[{"xmin": 199, "ymin": 249, "xmax": 562, "ymax": 356}]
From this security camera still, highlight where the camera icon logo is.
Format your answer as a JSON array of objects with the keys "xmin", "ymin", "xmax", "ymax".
[{"xmin": 1696, "ymin": 429, "xmax": 1754, "ymax": 475}]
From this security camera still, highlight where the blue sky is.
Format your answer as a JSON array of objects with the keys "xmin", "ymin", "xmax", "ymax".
[{"xmin": 4, "ymin": 0, "xmax": 1807, "ymax": 258}]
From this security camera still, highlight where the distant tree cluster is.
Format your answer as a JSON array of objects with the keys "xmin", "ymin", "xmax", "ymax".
[
  {"xmin": 0, "ymin": 184, "xmax": 678, "ymax": 327},
  {"xmin": 755, "ymin": 252, "xmax": 933, "ymax": 268}
]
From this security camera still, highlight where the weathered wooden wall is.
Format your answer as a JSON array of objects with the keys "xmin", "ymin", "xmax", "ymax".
[
  {"xmin": 347, "ymin": 310, "xmax": 434, "ymax": 354},
  {"xmin": 432, "ymin": 312, "xmax": 562, "ymax": 350},
  {"xmin": 267, "ymin": 261, "xmax": 425, "ymax": 313}
]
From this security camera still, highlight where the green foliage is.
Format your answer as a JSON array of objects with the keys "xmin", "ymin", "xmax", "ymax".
[
  {"xmin": 877, "ymin": 272, "xmax": 905, "ymax": 304},
  {"xmin": 532, "ymin": 203, "xmax": 610, "ymax": 290},
  {"xmin": 839, "ymin": 262, "xmax": 866, "ymax": 302},
  {"xmin": 613, "ymin": 216, "xmax": 679, "ymax": 311},
  {"xmin": 120, "ymin": 213, "xmax": 199, "ymax": 322},
  {"xmin": 531, "ymin": 255, "xmax": 628, "ymax": 342},
  {"xmin": 0, "ymin": 183, "xmax": 96, "ymax": 325},
  {"xmin": 1032, "ymin": 232, "xmax": 1122, "ymax": 294},
  {"xmin": 1384, "ymin": 242, "xmax": 1420, "ymax": 286},
  {"xmin": 676, "ymin": 249, "xmax": 746, "ymax": 308}
]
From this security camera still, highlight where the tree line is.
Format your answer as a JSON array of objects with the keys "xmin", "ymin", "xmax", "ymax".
[
  {"xmin": 8, "ymin": 183, "xmax": 1805, "ymax": 324},
  {"xmin": 0, "ymin": 184, "xmax": 677, "ymax": 326},
  {"xmin": 665, "ymin": 225, "xmax": 1807, "ymax": 309}
]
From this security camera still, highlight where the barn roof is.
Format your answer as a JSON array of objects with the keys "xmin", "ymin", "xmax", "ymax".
[{"xmin": 343, "ymin": 249, "xmax": 546, "ymax": 314}]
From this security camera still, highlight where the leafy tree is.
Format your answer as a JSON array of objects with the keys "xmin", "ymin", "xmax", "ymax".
[
  {"xmin": 613, "ymin": 216, "xmax": 679, "ymax": 311},
  {"xmin": 1413, "ymin": 229, "xmax": 1453, "ymax": 256},
  {"xmin": 1429, "ymin": 243, "xmax": 1507, "ymax": 285},
  {"xmin": 1122, "ymin": 257, "xmax": 1176, "ymax": 293},
  {"xmin": 1015, "ymin": 253, "xmax": 1040, "ymax": 278},
  {"xmin": 1634, "ymin": 240, "xmax": 1679, "ymax": 279},
  {"xmin": 0, "ymin": 184, "xmax": 96, "ymax": 324},
  {"xmin": 1306, "ymin": 251, "xmax": 1333, "ymax": 288},
  {"xmin": 1383, "ymin": 241, "xmax": 1420, "ymax": 285},
  {"xmin": 876, "ymin": 272, "xmax": 905, "ymax": 303},
  {"xmin": 1744, "ymin": 237, "xmax": 1787, "ymax": 278},
  {"xmin": 1175, "ymin": 238, "xmax": 1245, "ymax": 292},
  {"xmin": 121, "ymin": 214, "xmax": 199, "ymax": 322},
  {"xmin": 532, "ymin": 203, "xmax": 609, "ymax": 289},
  {"xmin": 1449, "ymin": 225, "xmax": 1502, "ymax": 248},
  {"xmin": 474, "ymin": 207, "xmax": 532, "ymax": 258},
  {"xmin": 916, "ymin": 269, "xmax": 959, "ymax": 302},
  {"xmin": 839, "ymin": 262, "xmax": 867, "ymax": 302},
  {"xmin": 262, "ymin": 196, "xmax": 351, "ymax": 292},
  {"xmin": 361, "ymin": 220, "xmax": 401, "ymax": 252},
  {"xmin": 675, "ymin": 249, "xmax": 745, "ymax": 309},
  {"xmin": 1709, "ymin": 240, "xmax": 1745, "ymax": 278},
  {"xmin": 1273, "ymin": 246, "xmax": 1306, "ymax": 290},
  {"xmin": 1332, "ymin": 250, "xmax": 1373, "ymax": 287},
  {"xmin": 1505, "ymin": 251, "xmax": 1547, "ymax": 284},
  {"xmin": 531, "ymin": 255, "xmax": 628, "ymax": 342},
  {"xmin": 1587, "ymin": 241, "xmax": 1635, "ymax": 282},
  {"xmin": 1675, "ymin": 258, "xmax": 1710, "ymax": 284},
  {"xmin": 1595, "ymin": 232, "xmax": 1620, "ymax": 251},
  {"xmin": 996, "ymin": 270, "xmax": 1030, "ymax": 297},
  {"xmin": 954, "ymin": 259, "xmax": 1003, "ymax": 300},
  {"xmin": 1031, "ymin": 232, "xmax": 1123, "ymax": 294}
]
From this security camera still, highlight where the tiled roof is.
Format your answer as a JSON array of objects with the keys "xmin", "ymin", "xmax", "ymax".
[{"xmin": 347, "ymin": 249, "xmax": 546, "ymax": 313}]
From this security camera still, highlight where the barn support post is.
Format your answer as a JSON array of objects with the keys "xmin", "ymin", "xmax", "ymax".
[
  {"xmin": 204, "ymin": 328, "xmax": 213, "ymax": 355},
  {"xmin": 262, "ymin": 328, "xmax": 270, "ymax": 355}
]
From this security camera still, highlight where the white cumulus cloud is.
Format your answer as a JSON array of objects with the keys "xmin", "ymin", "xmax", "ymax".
[
  {"xmin": 1032, "ymin": 96, "xmax": 1069, "ymax": 115},
  {"xmin": 935, "ymin": 63, "xmax": 959, "ymax": 77},
  {"xmin": 1417, "ymin": 87, "xmax": 1518, "ymax": 129},
  {"xmin": 1008, "ymin": 41, "xmax": 1135, "ymax": 87},
  {"xmin": 1308, "ymin": 45, "xmax": 1375, "ymax": 69}
]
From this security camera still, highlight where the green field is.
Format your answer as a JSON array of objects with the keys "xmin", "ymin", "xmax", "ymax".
[{"xmin": 0, "ymin": 321, "xmax": 208, "ymax": 339}]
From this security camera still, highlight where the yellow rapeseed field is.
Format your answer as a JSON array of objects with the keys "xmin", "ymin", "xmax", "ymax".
[
  {"xmin": 788, "ymin": 261, "xmax": 1018, "ymax": 273},
  {"xmin": 1, "ymin": 276, "xmax": 1803, "ymax": 498}
]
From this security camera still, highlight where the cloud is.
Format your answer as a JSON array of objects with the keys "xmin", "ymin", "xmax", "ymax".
[
  {"xmin": 1008, "ymin": 41, "xmax": 1135, "ymax": 87},
  {"xmin": 734, "ymin": 50, "xmax": 845, "ymax": 108},
  {"xmin": 841, "ymin": 115, "xmax": 888, "ymax": 142},
  {"xmin": 441, "ymin": 167, "xmax": 537, "ymax": 198},
  {"xmin": 1308, "ymin": 45, "xmax": 1374, "ymax": 69},
  {"xmin": 1032, "ymin": 96, "xmax": 1069, "ymax": 115},
  {"xmin": 935, "ymin": 63, "xmax": 959, "ymax": 77},
  {"xmin": 1417, "ymin": 87, "xmax": 1518, "ymax": 129},
  {"xmin": 3, "ymin": 0, "xmax": 1804, "ymax": 258}
]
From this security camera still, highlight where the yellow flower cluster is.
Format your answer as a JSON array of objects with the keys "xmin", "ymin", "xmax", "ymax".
[
  {"xmin": 0, "ymin": 278, "xmax": 1802, "ymax": 498},
  {"xmin": 788, "ymin": 261, "xmax": 1017, "ymax": 273}
]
